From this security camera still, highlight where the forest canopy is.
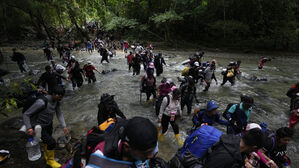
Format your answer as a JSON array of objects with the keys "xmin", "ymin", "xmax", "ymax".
[{"xmin": 0, "ymin": 0, "xmax": 298, "ymax": 50}]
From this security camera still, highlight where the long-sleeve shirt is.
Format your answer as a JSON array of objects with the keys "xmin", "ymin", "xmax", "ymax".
[
  {"xmin": 23, "ymin": 95, "xmax": 66, "ymax": 130},
  {"xmin": 194, "ymin": 110, "xmax": 228, "ymax": 126},
  {"xmin": 204, "ymin": 67, "xmax": 217, "ymax": 82},
  {"xmin": 159, "ymin": 94, "xmax": 182, "ymax": 120}
]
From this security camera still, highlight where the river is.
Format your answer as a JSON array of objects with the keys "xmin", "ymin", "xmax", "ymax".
[{"xmin": 0, "ymin": 47, "xmax": 298, "ymax": 166}]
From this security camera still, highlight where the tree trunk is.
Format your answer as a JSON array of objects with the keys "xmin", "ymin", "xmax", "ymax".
[
  {"xmin": 68, "ymin": 9, "xmax": 88, "ymax": 41},
  {"xmin": 37, "ymin": 10, "xmax": 53, "ymax": 40}
]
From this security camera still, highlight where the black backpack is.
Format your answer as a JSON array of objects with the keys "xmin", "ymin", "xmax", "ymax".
[
  {"xmin": 72, "ymin": 118, "xmax": 127, "ymax": 168},
  {"xmin": 222, "ymin": 103, "xmax": 239, "ymax": 120},
  {"xmin": 21, "ymin": 91, "xmax": 48, "ymax": 113}
]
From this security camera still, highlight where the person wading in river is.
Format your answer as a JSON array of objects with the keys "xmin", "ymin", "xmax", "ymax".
[
  {"xmin": 97, "ymin": 93, "xmax": 126, "ymax": 125},
  {"xmin": 11, "ymin": 48, "xmax": 27, "ymax": 73},
  {"xmin": 158, "ymin": 88, "xmax": 184, "ymax": 146},
  {"xmin": 23, "ymin": 86, "xmax": 69, "ymax": 168}
]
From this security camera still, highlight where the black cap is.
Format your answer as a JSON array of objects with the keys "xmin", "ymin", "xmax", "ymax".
[{"xmin": 124, "ymin": 117, "xmax": 157, "ymax": 151}]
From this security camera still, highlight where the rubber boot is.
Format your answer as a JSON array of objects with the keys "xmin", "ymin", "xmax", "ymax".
[
  {"xmin": 158, "ymin": 133, "xmax": 165, "ymax": 142},
  {"xmin": 43, "ymin": 144, "xmax": 48, "ymax": 161},
  {"xmin": 175, "ymin": 134, "xmax": 184, "ymax": 146},
  {"xmin": 45, "ymin": 149, "xmax": 61, "ymax": 168}
]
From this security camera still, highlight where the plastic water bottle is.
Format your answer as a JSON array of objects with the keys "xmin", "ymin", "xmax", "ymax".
[
  {"xmin": 284, "ymin": 162, "xmax": 291, "ymax": 168},
  {"xmin": 26, "ymin": 137, "xmax": 41, "ymax": 161}
]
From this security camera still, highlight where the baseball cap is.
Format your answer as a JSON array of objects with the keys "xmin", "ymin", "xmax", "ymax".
[{"xmin": 124, "ymin": 117, "xmax": 158, "ymax": 151}]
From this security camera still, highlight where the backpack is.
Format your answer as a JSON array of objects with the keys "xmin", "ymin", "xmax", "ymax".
[
  {"xmin": 22, "ymin": 92, "xmax": 48, "ymax": 113},
  {"xmin": 192, "ymin": 109, "xmax": 205, "ymax": 127},
  {"xmin": 222, "ymin": 103, "xmax": 239, "ymax": 120},
  {"xmin": 180, "ymin": 125, "xmax": 222, "ymax": 159},
  {"xmin": 71, "ymin": 118, "xmax": 127, "ymax": 168},
  {"xmin": 155, "ymin": 95, "xmax": 170, "ymax": 116}
]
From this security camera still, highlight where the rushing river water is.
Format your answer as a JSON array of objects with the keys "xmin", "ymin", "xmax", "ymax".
[{"xmin": 1, "ymin": 47, "xmax": 299, "ymax": 166}]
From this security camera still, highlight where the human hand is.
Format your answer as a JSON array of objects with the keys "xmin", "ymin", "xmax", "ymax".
[
  {"xmin": 27, "ymin": 129, "xmax": 35, "ymax": 136},
  {"xmin": 266, "ymin": 160, "xmax": 278, "ymax": 168},
  {"xmin": 63, "ymin": 127, "xmax": 69, "ymax": 136}
]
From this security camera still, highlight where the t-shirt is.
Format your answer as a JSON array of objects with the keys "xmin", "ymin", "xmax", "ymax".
[
  {"xmin": 228, "ymin": 103, "xmax": 252, "ymax": 122},
  {"xmin": 83, "ymin": 65, "xmax": 96, "ymax": 77},
  {"xmin": 126, "ymin": 54, "xmax": 134, "ymax": 63}
]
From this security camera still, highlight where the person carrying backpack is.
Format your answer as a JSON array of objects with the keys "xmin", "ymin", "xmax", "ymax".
[
  {"xmin": 154, "ymin": 53, "xmax": 166, "ymax": 77},
  {"xmin": 132, "ymin": 53, "xmax": 142, "ymax": 76},
  {"xmin": 203, "ymin": 128, "xmax": 263, "ymax": 168},
  {"xmin": 259, "ymin": 127, "xmax": 294, "ymax": 168},
  {"xmin": 225, "ymin": 95, "xmax": 254, "ymax": 134},
  {"xmin": 155, "ymin": 79, "xmax": 173, "ymax": 116},
  {"xmin": 221, "ymin": 62, "xmax": 237, "ymax": 86},
  {"xmin": 97, "ymin": 93, "xmax": 126, "ymax": 125},
  {"xmin": 203, "ymin": 60, "xmax": 218, "ymax": 91},
  {"xmin": 158, "ymin": 88, "xmax": 183, "ymax": 146},
  {"xmin": 141, "ymin": 71, "xmax": 157, "ymax": 102},
  {"xmin": 126, "ymin": 51, "xmax": 134, "ymax": 71},
  {"xmin": 23, "ymin": 86, "xmax": 69, "ymax": 168},
  {"xmin": 83, "ymin": 61, "xmax": 100, "ymax": 83},
  {"xmin": 43, "ymin": 47, "xmax": 53, "ymax": 61},
  {"xmin": 63, "ymin": 117, "xmax": 160, "ymax": 168},
  {"xmin": 180, "ymin": 78, "xmax": 199, "ymax": 115},
  {"xmin": 11, "ymin": 48, "xmax": 27, "ymax": 73},
  {"xmin": 192, "ymin": 100, "xmax": 228, "ymax": 128},
  {"xmin": 37, "ymin": 65, "xmax": 68, "ymax": 94}
]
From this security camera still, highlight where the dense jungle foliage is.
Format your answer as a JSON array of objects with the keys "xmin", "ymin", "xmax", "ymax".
[{"xmin": 0, "ymin": 0, "xmax": 299, "ymax": 50}]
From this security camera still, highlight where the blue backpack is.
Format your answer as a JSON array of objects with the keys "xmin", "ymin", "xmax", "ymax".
[{"xmin": 180, "ymin": 125, "xmax": 222, "ymax": 158}]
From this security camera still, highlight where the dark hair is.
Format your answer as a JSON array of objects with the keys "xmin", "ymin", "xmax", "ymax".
[
  {"xmin": 52, "ymin": 86, "xmax": 65, "ymax": 96},
  {"xmin": 242, "ymin": 128, "xmax": 263, "ymax": 148},
  {"xmin": 45, "ymin": 65, "xmax": 51, "ymax": 71},
  {"xmin": 276, "ymin": 127, "xmax": 294, "ymax": 139},
  {"xmin": 173, "ymin": 88, "xmax": 181, "ymax": 97}
]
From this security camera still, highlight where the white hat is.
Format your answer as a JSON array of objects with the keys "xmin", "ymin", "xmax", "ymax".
[
  {"xmin": 246, "ymin": 123, "xmax": 261, "ymax": 131},
  {"xmin": 87, "ymin": 61, "xmax": 92, "ymax": 64},
  {"xmin": 166, "ymin": 78, "xmax": 173, "ymax": 84},
  {"xmin": 71, "ymin": 55, "xmax": 75, "ymax": 59},
  {"xmin": 194, "ymin": 62, "xmax": 199, "ymax": 67}
]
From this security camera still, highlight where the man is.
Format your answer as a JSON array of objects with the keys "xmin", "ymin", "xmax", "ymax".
[
  {"xmin": 37, "ymin": 65, "xmax": 67, "ymax": 94},
  {"xmin": 43, "ymin": 47, "xmax": 53, "ymax": 61},
  {"xmin": 226, "ymin": 95, "xmax": 254, "ymax": 134},
  {"xmin": 126, "ymin": 51, "xmax": 134, "ymax": 71},
  {"xmin": 85, "ymin": 117, "xmax": 158, "ymax": 168},
  {"xmin": 50, "ymin": 60, "xmax": 66, "ymax": 86},
  {"xmin": 203, "ymin": 128, "xmax": 264, "ymax": 168},
  {"xmin": 11, "ymin": 48, "xmax": 26, "ymax": 73},
  {"xmin": 141, "ymin": 71, "xmax": 156, "ymax": 101},
  {"xmin": 97, "ymin": 93, "xmax": 126, "ymax": 125},
  {"xmin": 87, "ymin": 41, "xmax": 93, "ymax": 53},
  {"xmin": 132, "ymin": 53, "xmax": 142, "ymax": 76},
  {"xmin": 23, "ymin": 86, "xmax": 69, "ymax": 168},
  {"xmin": 180, "ymin": 78, "xmax": 199, "ymax": 115},
  {"xmin": 260, "ymin": 127, "xmax": 294, "ymax": 168},
  {"xmin": 203, "ymin": 60, "xmax": 218, "ymax": 91},
  {"xmin": 286, "ymin": 82, "xmax": 299, "ymax": 111},
  {"xmin": 99, "ymin": 47, "xmax": 110, "ymax": 63},
  {"xmin": 193, "ymin": 100, "xmax": 228, "ymax": 128},
  {"xmin": 154, "ymin": 53, "xmax": 166, "ymax": 77},
  {"xmin": 68, "ymin": 59, "xmax": 84, "ymax": 90},
  {"xmin": 83, "ymin": 61, "xmax": 100, "ymax": 83},
  {"xmin": 221, "ymin": 62, "xmax": 237, "ymax": 86}
]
